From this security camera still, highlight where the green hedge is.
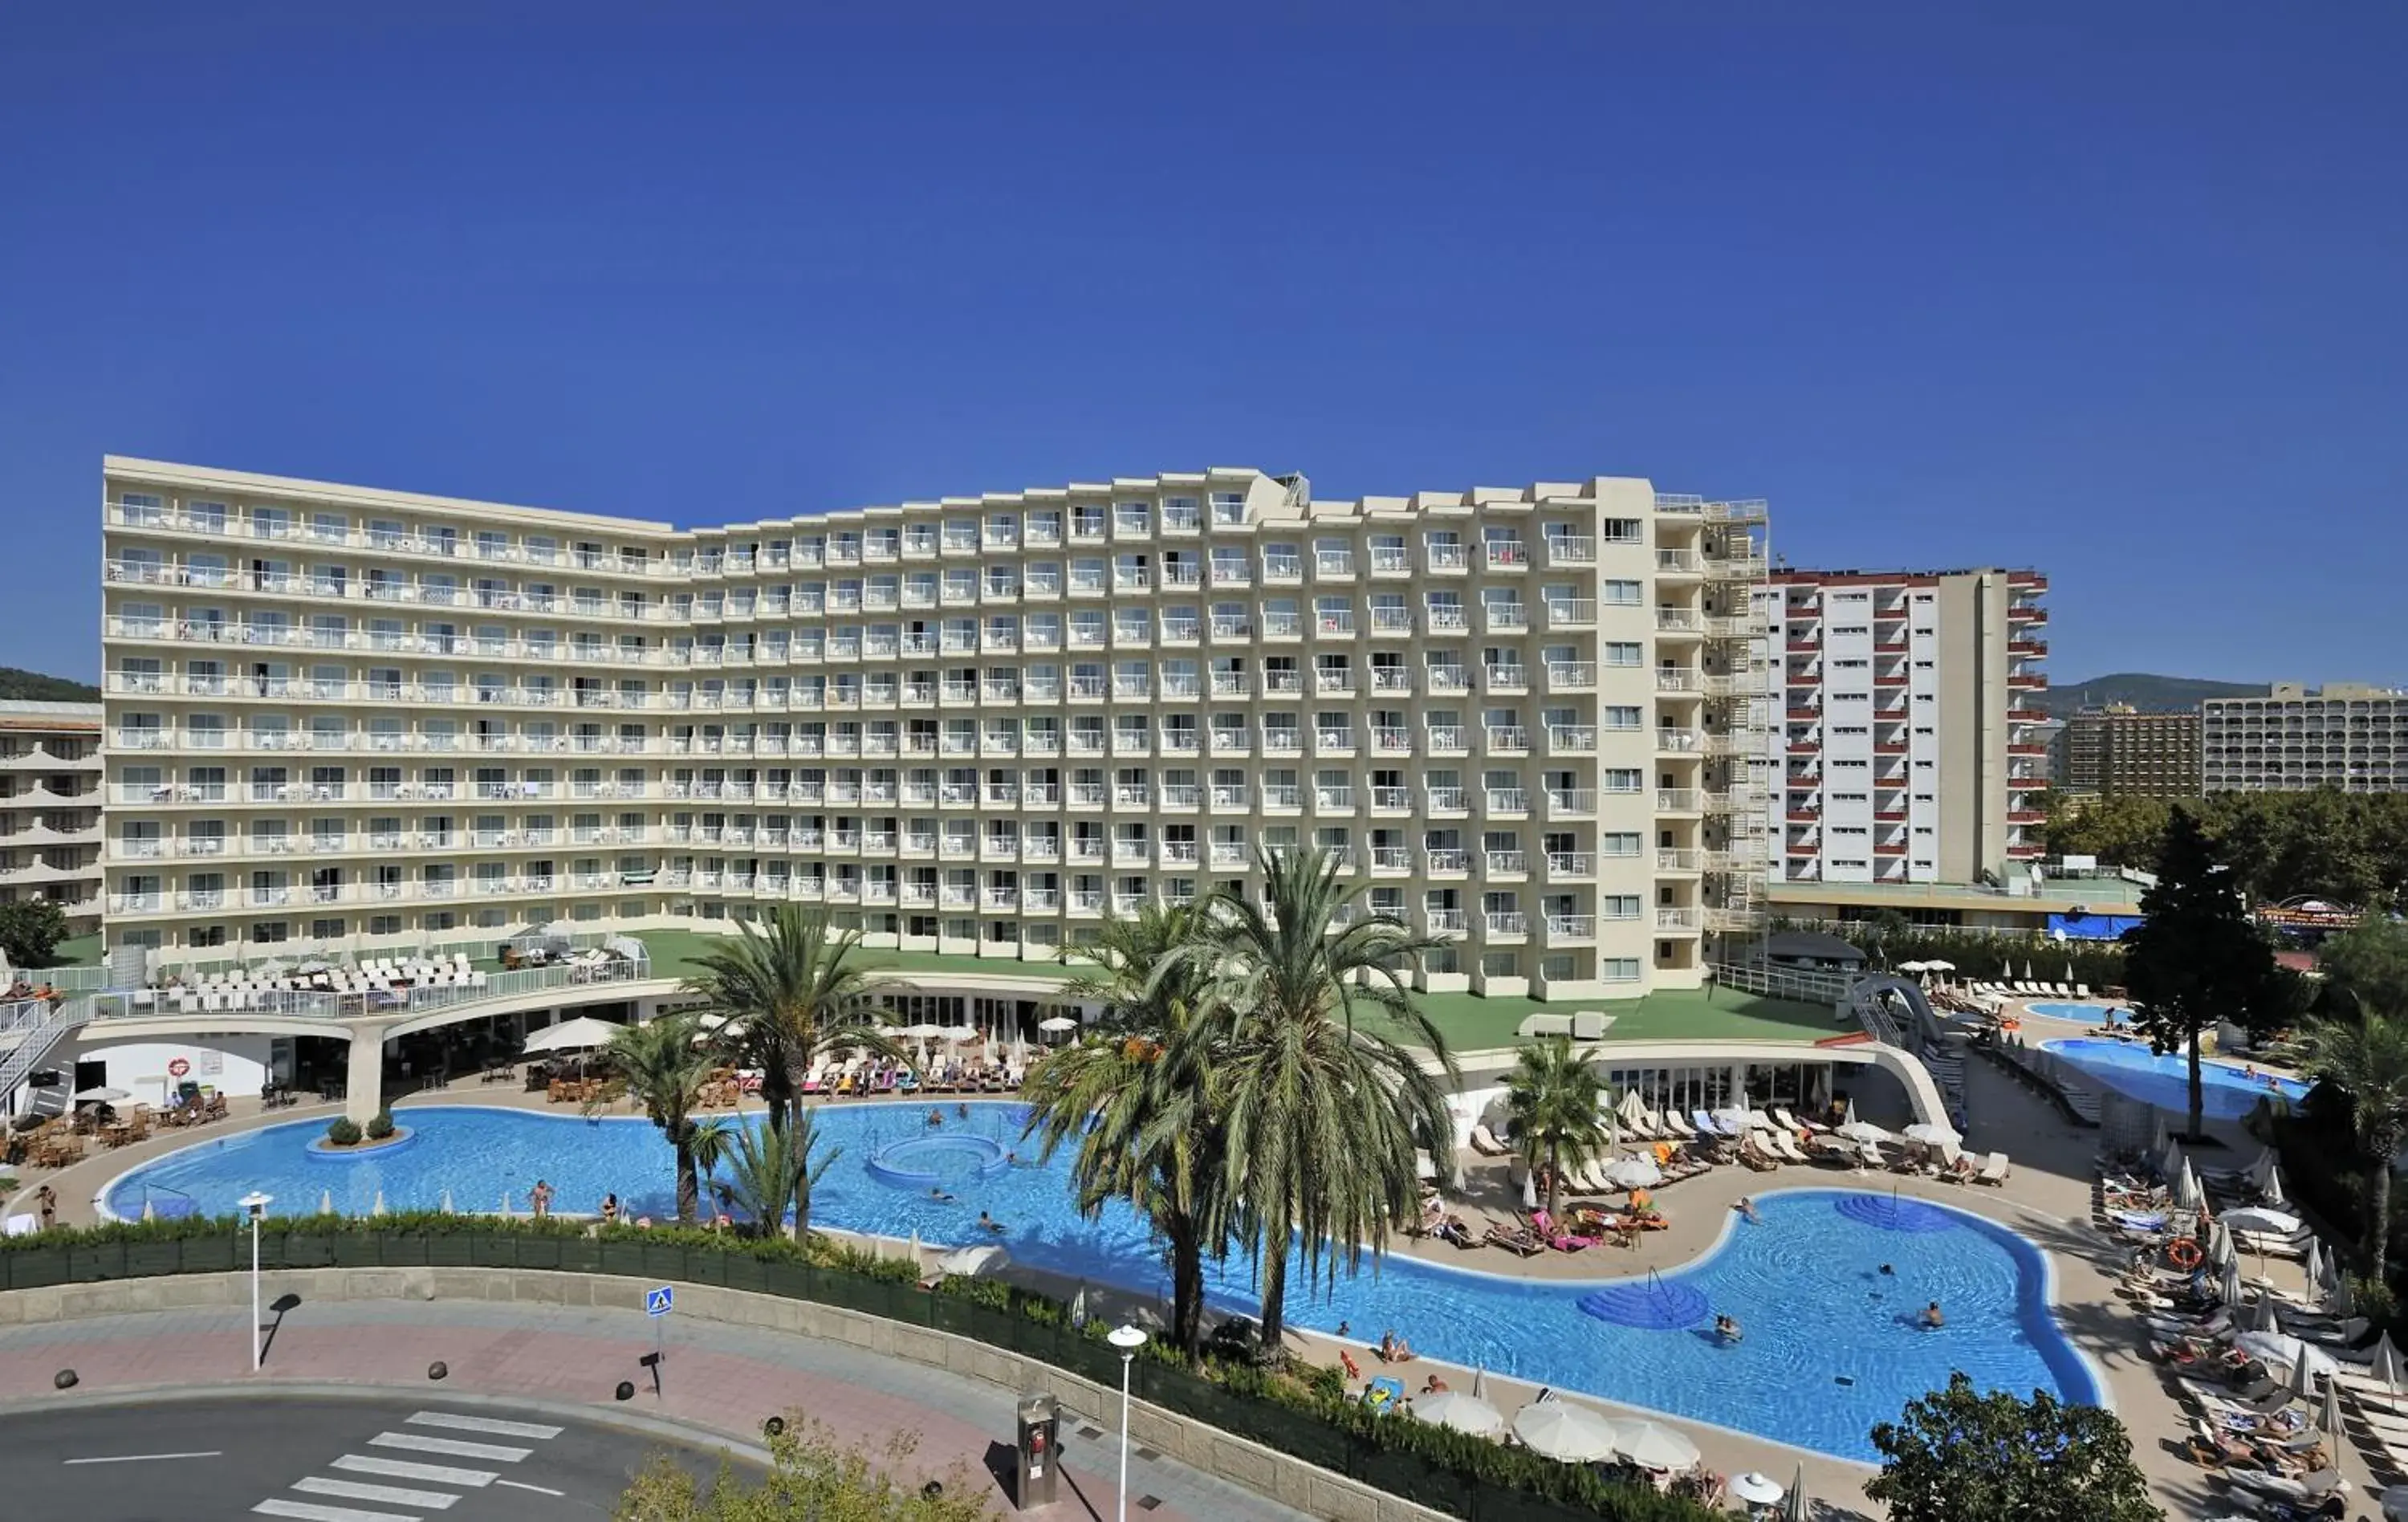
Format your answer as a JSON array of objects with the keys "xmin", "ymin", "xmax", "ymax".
[{"xmin": 2, "ymin": 1215, "xmax": 1710, "ymax": 1521}]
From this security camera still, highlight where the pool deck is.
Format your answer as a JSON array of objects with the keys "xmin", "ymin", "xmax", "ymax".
[{"xmin": 3, "ymin": 1056, "xmax": 2316, "ymax": 1520}]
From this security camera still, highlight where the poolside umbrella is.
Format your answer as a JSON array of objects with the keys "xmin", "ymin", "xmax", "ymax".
[
  {"xmin": 2251, "ymin": 1288, "xmax": 2281, "ymax": 1333},
  {"xmin": 71, "ymin": 1086, "xmax": 130, "ymax": 1104},
  {"xmin": 2209, "ymin": 1219, "xmax": 2235, "ymax": 1268},
  {"xmin": 439, "ymin": 1189, "xmax": 454, "ymax": 1214},
  {"xmin": 1902, "ymin": 1122, "xmax": 1960, "ymax": 1148},
  {"xmin": 2317, "ymin": 1373, "xmax": 2344, "ymax": 1436},
  {"xmin": 908, "ymin": 1229, "xmax": 922, "ymax": 1265},
  {"xmin": 1616, "ymin": 1089, "xmax": 1650, "ymax": 1131},
  {"xmin": 372, "ymin": 1190, "xmax": 387, "ymax": 1217},
  {"xmin": 2159, "ymin": 1137, "xmax": 2185, "ymax": 1183},
  {"xmin": 2219, "ymin": 1258, "xmax": 2244, "ymax": 1309},
  {"xmin": 1837, "ymin": 1121, "xmax": 1891, "ymax": 1146},
  {"xmin": 1612, "ymin": 1419, "xmax": 1701, "ymax": 1471},
  {"xmin": 1842, "ymin": 1097, "xmax": 1858, "ymax": 1127},
  {"xmin": 2304, "ymin": 1239, "xmax": 2327, "ymax": 1296},
  {"xmin": 2023, "ymin": 960, "xmax": 2034, "ymax": 983},
  {"xmin": 1412, "ymin": 1391, "xmax": 1504, "ymax": 1437},
  {"xmin": 2326, "ymin": 1272, "xmax": 2357, "ymax": 1319},
  {"xmin": 1604, "ymin": 1157, "xmax": 1662, "ymax": 1190},
  {"xmin": 1471, "ymin": 1367, "xmax": 1487, "ymax": 1399},
  {"xmin": 1511, "ymin": 1399, "xmax": 1619, "ymax": 1462},
  {"xmin": 1037, "ymin": 1015, "xmax": 1077, "ymax": 1034},
  {"xmin": 942, "ymin": 1025, "xmax": 979, "ymax": 1044},
  {"xmin": 2174, "ymin": 1162, "xmax": 2201, "ymax": 1213},
  {"xmin": 2224, "ymin": 1207, "xmax": 2304, "ymax": 1237},
  {"xmin": 2373, "ymin": 1333, "xmax": 2404, "ymax": 1410},
  {"xmin": 935, "ymin": 1244, "xmax": 1010, "ymax": 1278},
  {"xmin": 2291, "ymin": 1339, "xmax": 2326, "ymax": 1401},
  {"xmin": 523, "ymin": 1015, "xmax": 625, "ymax": 1053},
  {"xmin": 1924, "ymin": 959, "xmax": 1954, "ymax": 973},
  {"xmin": 140, "ymin": 1199, "xmax": 154, "ymax": 1222},
  {"xmin": 1070, "ymin": 1284, "xmax": 1088, "ymax": 1329},
  {"xmin": 1521, "ymin": 1170, "xmax": 1538, "ymax": 1211},
  {"xmin": 1730, "ymin": 1472, "xmax": 1785, "ymax": 1508},
  {"xmin": 1782, "ymin": 1462, "xmax": 1808, "ymax": 1522},
  {"xmin": 2263, "ymin": 1162, "xmax": 2288, "ymax": 1209}
]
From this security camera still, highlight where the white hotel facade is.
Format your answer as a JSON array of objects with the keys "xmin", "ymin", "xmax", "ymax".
[{"xmin": 99, "ymin": 459, "xmax": 1770, "ymax": 1002}]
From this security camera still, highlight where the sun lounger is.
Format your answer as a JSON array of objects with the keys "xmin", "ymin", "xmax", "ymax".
[
  {"xmin": 1483, "ymin": 1223, "xmax": 1546, "ymax": 1256},
  {"xmin": 1770, "ymin": 1131, "xmax": 1812, "ymax": 1164},
  {"xmin": 1658, "ymin": 1110, "xmax": 1695, "ymax": 1139},
  {"xmin": 1470, "ymin": 1123, "xmax": 1509, "ymax": 1157},
  {"xmin": 2224, "ymin": 1467, "xmax": 2348, "ymax": 1504},
  {"xmin": 1770, "ymin": 1106, "xmax": 1827, "ymax": 1134},
  {"xmin": 1973, "ymin": 1151, "xmax": 2010, "ymax": 1185},
  {"xmin": 1690, "ymin": 1109, "xmax": 1728, "ymax": 1138}
]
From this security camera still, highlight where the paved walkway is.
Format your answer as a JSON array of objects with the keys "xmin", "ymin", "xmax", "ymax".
[{"xmin": 0, "ymin": 1299, "xmax": 1308, "ymax": 1522}]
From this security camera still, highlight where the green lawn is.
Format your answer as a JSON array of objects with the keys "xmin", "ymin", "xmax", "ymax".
[
  {"xmin": 51, "ymin": 933, "xmax": 104, "ymax": 967},
  {"xmin": 634, "ymin": 929, "xmax": 1841, "ymax": 1052}
]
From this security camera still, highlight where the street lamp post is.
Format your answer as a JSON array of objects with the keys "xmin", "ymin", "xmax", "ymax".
[
  {"xmin": 238, "ymin": 1191, "xmax": 272, "ymax": 1371},
  {"xmin": 1106, "ymin": 1324, "xmax": 1149, "ymax": 1522}
]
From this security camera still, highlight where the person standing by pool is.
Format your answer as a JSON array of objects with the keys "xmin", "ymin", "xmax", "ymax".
[
  {"xmin": 35, "ymin": 1183, "xmax": 56, "ymax": 1231},
  {"xmin": 600, "ymin": 1192, "xmax": 620, "ymax": 1226},
  {"xmin": 530, "ymin": 1179, "xmax": 554, "ymax": 1218}
]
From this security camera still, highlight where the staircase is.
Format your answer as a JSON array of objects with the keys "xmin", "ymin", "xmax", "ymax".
[{"xmin": 0, "ymin": 995, "xmax": 93, "ymax": 1112}]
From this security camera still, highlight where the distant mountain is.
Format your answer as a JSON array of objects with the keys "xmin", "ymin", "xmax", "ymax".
[
  {"xmin": 0, "ymin": 667, "xmax": 100, "ymax": 702},
  {"xmin": 2038, "ymin": 673, "xmax": 2261, "ymax": 718}
]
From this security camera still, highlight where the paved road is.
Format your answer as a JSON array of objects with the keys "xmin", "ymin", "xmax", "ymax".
[{"xmin": 0, "ymin": 1393, "xmax": 742, "ymax": 1521}]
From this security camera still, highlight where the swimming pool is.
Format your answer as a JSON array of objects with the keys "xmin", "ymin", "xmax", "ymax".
[
  {"xmin": 2025, "ymin": 1001, "xmax": 2126, "ymax": 1025},
  {"xmin": 2040, "ymin": 1038, "xmax": 2308, "ymax": 1120},
  {"xmin": 100, "ymin": 1104, "xmax": 2098, "ymax": 1461}
]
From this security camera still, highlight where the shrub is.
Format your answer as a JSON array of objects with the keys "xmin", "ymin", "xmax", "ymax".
[
  {"xmin": 324, "ymin": 1117, "xmax": 362, "ymax": 1147},
  {"xmin": 364, "ymin": 1111, "xmax": 396, "ymax": 1141}
]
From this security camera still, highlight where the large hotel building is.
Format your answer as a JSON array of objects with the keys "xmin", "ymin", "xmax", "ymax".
[
  {"xmin": 1755, "ymin": 568, "xmax": 2049, "ymax": 886},
  {"xmin": 100, "ymin": 458, "xmax": 1771, "ymax": 1002}
]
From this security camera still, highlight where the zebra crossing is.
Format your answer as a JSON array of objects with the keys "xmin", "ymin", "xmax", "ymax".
[{"xmin": 252, "ymin": 1410, "xmax": 566, "ymax": 1521}]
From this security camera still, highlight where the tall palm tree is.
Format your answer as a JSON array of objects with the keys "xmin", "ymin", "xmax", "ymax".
[
  {"xmin": 605, "ymin": 1014, "xmax": 734, "ymax": 1225},
  {"xmin": 685, "ymin": 905, "xmax": 897, "ymax": 1129},
  {"xmin": 1506, "ymin": 1036, "xmax": 1610, "ymax": 1222},
  {"xmin": 2303, "ymin": 1010, "xmax": 2408, "ymax": 1283},
  {"xmin": 1023, "ymin": 904, "xmax": 1225, "ymax": 1360},
  {"xmin": 1188, "ymin": 845, "xmax": 1456, "ymax": 1355},
  {"xmin": 714, "ymin": 1110, "xmax": 840, "ymax": 1242}
]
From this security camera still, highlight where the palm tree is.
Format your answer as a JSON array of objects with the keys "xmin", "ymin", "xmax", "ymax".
[
  {"xmin": 1189, "ymin": 845, "xmax": 1456, "ymax": 1354},
  {"xmin": 714, "ymin": 1110, "xmax": 840, "ymax": 1242},
  {"xmin": 685, "ymin": 905, "xmax": 897, "ymax": 1129},
  {"xmin": 1023, "ymin": 903, "xmax": 1225, "ymax": 1359},
  {"xmin": 2302, "ymin": 1010, "xmax": 2408, "ymax": 1283},
  {"xmin": 605, "ymin": 1014, "xmax": 734, "ymax": 1225},
  {"xmin": 1506, "ymin": 1036, "xmax": 1609, "ymax": 1222}
]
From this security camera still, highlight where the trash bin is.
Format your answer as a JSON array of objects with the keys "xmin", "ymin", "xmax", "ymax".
[{"xmin": 1014, "ymin": 1391, "xmax": 1060, "ymax": 1508}]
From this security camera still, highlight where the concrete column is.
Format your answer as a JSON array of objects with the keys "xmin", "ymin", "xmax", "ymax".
[{"xmin": 344, "ymin": 1021, "xmax": 390, "ymax": 1124}]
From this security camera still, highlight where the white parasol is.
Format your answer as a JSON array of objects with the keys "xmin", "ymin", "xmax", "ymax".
[
  {"xmin": 1901, "ymin": 1122, "xmax": 1961, "ymax": 1147},
  {"xmin": 1037, "ymin": 1015, "xmax": 1079, "ymax": 1033},
  {"xmin": 1411, "ymin": 1391, "xmax": 1504, "ymax": 1437},
  {"xmin": 934, "ymin": 1244, "xmax": 1011, "ymax": 1278},
  {"xmin": 1603, "ymin": 1157, "xmax": 1662, "ymax": 1190},
  {"xmin": 1612, "ymin": 1418, "xmax": 1702, "ymax": 1470},
  {"xmin": 1511, "ymin": 1399, "xmax": 1620, "ymax": 1462},
  {"xmin": 2262, "ymin": 1162, "xmax": 2288, "ymax": 1209},
  {"xmin": 72, "ymin": 1086, "xmax": 131, "ymax": 1103},
  {"xmin": 2223, "ymin": 1207, "xmax": 2304, "ymax": 1237},
  {"xmin": 1730, "ymin": 1471, "xmax": 1785, "ymax": 1507},
  {"xmin": 1837, "ymin": 1120, "xmax": 1892, "ymax": 1145},
  {"xmin": 523, "ymin": 1015, "xmax": 627, "ymax": 1053}
]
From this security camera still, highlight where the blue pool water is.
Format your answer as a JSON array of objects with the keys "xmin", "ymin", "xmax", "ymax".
[
  {"xmin": 102, "ymin": 1104, "xmax": 2097, "ymax": 1460},
  {"xmin": 2025, "ymin": 1001, "xmax": 2125, "ymax": 1025},
  {"xmin": 2040, "ymin": 1038, "xmax": 2308, "ymax": 1120}
]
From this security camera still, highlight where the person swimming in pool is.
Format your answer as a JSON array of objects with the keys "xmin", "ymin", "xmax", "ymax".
[
  {"xmin": 978, "ymin": 1210, "xmax": 1007, "ymax": 1234},
  {"xmin": 929, "ymin": 1186, "xmax": 956, "ymax": 1203},
  {"xmin": 1922, "ymin": 1300, "xmax": 1945, "ymax": 1329},
  {"xmin": 1734, "ymin": 1196, "xmax": 1760, "ymax": 1223},
  {"xmin": 1714, "ymin": 1313, "xmax": 1743, "ymax": 1343}
]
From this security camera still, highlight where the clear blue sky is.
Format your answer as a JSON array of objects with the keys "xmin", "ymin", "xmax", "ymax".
[{"xmin": 4, "ymin": 3, "xmax": 2402, "ymax": 686}]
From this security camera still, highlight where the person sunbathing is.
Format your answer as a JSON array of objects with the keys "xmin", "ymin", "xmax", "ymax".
[
  {"xmin": 1377, "ymin": 1329, "xmax": 1417, "ymax": 1362},
  {"xmin": 1422, "ymin": 1373, "xmax": 1450, "ymax": 1394}
]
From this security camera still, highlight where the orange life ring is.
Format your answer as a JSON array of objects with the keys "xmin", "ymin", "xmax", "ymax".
[
  {"xmin": 2000, "ymin": 1018, "xmax": 2022, "ymax": 1032},
  {"xmin": 2166, "ymin": 1237, "xmax": 2203, "ymax": 1271}
]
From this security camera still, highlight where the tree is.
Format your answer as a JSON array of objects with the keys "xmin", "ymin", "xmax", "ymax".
[
  {"xmin": 604, "ymin": 1015, "xmax": 734, "ymax": 1225},
  {"xmin": 714, "ymin": 1110, "xmax": 840, "ymax": 1242},
  {"xmin": 1188, "ymin": 846, "xmax": 1457, "ymax": 1354},
  {"xmin": 0, "ymin": 898, "xmax": 69, "ymax": 969},
  {"xmin": 616, "ymin": 1414, "xmax": 993, "ymax": 1520},
  {"xmin": 2121, "ymin": 810, "xmax": 2285, "ymax": 1141},
  {"xmin": 2044, "ymin": 792, "xmax": 2174, "ymax": 870},
  {"xmin": 1505, "ymin": 1036, "xmax": 1609, "ymax": 1222},
  {"xmin": 1865, "ymin": 1373, "xmax": 2159, "ymax": 1522},
  {"xmin": 1022, "ymin": 904, "xmax": 1226, "ymax": 1361},
  {"xmin": 2318, "ymin": 918, "xmax": 2408, "ymax": 1023},
  {"xmin": 2301, "ymin": 1011, "xmax": 2408, "ymax": 1284},
  {"xmin": 687, "ymin": 906, "xmax": 897, "ymax": 1133}
]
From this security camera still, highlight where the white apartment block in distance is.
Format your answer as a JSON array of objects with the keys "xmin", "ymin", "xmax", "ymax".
[
  {"xmin": 1755, "ymin": 568, "xmax": 2048, "ymax": 885},
  {"xmin": 100, "ymin": 458, "xmax": 1770, "ymax": 1002},
  {"xmin": 2203, "ymin": 682, "xmax": 2408, "ymax": 793},
  {"xmin": 0, "ymin": 701, "xmax": 104, "ymax": 936}
]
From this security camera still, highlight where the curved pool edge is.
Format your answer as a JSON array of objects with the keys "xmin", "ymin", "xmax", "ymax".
[{"xmin": 90, "ymin": 1104, "xmax": 2113, "ymax": 1456}]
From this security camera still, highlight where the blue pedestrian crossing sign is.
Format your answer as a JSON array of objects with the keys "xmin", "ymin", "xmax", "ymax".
[{"xmin": 645, "ymin": 1285, "xmax": 674, "ymax": 1317}]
